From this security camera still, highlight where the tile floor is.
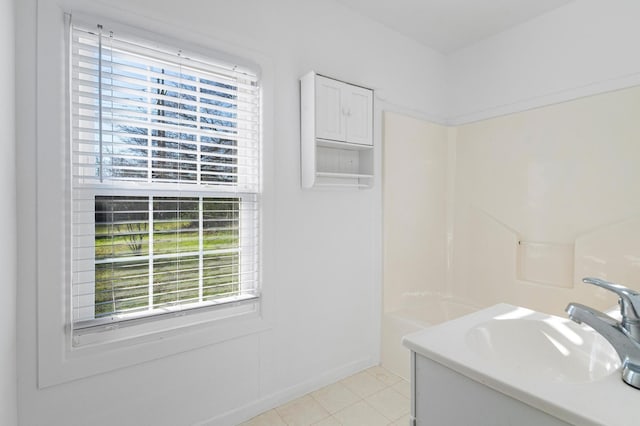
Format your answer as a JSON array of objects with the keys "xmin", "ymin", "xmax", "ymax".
[{"xmin": 241, "ymin": 366, "xmax": 411, "ymax": 426}]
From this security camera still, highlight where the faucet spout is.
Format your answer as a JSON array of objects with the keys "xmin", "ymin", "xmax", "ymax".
[{"xmin": 566, "ymin": 303, "xmax": 640, "ymax": 389}]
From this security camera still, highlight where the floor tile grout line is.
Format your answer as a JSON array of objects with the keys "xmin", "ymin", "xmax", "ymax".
[
  {"xmin": 242, "ymin": 366, "xmax": 409, "ymax": 426},
  {"xmin": 363, "ymin": 386, "xmax": 410, "ymax": 422}
]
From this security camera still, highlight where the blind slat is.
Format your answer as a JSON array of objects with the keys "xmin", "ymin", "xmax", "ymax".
[{"xmin": 73, "ymin": 28, "xmax": 258, "ymax": 84}]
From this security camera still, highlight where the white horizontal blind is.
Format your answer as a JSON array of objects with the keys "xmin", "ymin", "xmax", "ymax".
[{"xmin": 70, "ymin": 22, "xmax": 261, "ymax": 333}]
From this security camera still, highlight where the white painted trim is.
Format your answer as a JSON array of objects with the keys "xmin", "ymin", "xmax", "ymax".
[
  {"xmin": 195, "ymin": 357, "xmax": 375, "ymax": 426},
  {"xmin": 0, "ymin": 0, "xmax": 17, "ymax": 423},
  {"xmin": 35, "ymin": 0, "xmax": 277, "ymax": 388},
  {"xmin": 447, "ymin": 72, "xmax": 640, "ymax": 126},
  {"xmin": 375, "ymin": 95, "xmax": 448, "ymax": 127}
]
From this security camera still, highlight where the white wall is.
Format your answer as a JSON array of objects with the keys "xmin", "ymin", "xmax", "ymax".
[
  {"xmin": 0, "ymin": 0, "xmax": 17, "ymax": 424},
  {"xmin": 15, "ymin": 1, "xmax": 446, "ymax": 425},
  {"xmin": 447, "ymin": 0, "xmax": 640, "ymax": 124}
]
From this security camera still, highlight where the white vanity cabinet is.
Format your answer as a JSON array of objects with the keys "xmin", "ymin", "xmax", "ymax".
[
  {"xmin": 300, "ymin": 71, "xmax": 374, "ymax": 188},
  {"xmin": 410, "ymin": 353, "xmax": 571, "ymax": 426},
  {"xmin": 402, "ymin": 304, "xmax": 637, "ymax": 426}
]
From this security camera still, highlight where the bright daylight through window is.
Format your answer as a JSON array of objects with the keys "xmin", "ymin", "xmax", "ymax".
[{"xmin": 70, "ymin": 21, "xmax": 261, "ymax": 340}]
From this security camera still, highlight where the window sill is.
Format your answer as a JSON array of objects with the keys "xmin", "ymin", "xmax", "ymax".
[
  {"xmin": 71, "ymin": 297, "xmax": 261, "ymax": 348},
  {"xmin": 39, "ymin": 305, "xmax": 271, "ymax": 388}
]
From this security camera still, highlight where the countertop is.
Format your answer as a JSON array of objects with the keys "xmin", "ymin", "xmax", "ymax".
[{"xmin": 402, "ymin": 303, "xmax": 638, "ymax": 426}]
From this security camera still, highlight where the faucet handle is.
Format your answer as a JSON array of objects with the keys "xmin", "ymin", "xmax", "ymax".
[{"xmin": 582, "ymin": 277, "xmax": 640, "ymax": 322}]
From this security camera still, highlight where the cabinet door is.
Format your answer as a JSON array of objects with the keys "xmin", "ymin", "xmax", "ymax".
[
  {"xmin": 344, "ymin": 85, "xmax": 373, "ymax": 146},
  {"xmin": 315, "ymin": 76, "xmax": 345, "ymax": 142}
]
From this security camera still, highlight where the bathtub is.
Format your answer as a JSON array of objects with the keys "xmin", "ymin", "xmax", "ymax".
[{"xmin": 381, "ymin": 297, "xmax": 479, "ymax": 379}]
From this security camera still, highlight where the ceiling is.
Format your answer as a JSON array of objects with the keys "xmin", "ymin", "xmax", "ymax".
[{"xmin": 335, "ymin": 0, "xmax": 574, "ymax": 54}]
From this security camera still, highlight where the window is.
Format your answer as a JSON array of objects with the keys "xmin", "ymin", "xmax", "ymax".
[{"xmin": 70, "ymin": 22, "xmax": 261, "ymax": 342}]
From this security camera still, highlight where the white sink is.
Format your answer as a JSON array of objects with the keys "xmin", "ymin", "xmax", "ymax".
[
  {"xmin": 403, "ymin": 303, "xmax": 638, "ymax": 426},
  {"xmin": 465, "ymin": 317, "xmax": 620, "ymax": 383}
]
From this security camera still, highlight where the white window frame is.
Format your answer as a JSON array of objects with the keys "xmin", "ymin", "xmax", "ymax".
[
  {"xmin": 70, "ymin": 16, "xmax": 261, "ymax": 341},
  {"xmin": 35, "ymin": 2, "xmax": 274, "ymax": 388},
  {"xmin": 71, "ymin": 191, "xmax": 260, "ymax": 346}
]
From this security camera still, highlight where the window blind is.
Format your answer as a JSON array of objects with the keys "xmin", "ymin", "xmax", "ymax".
[{"xmin": 70, "ymin": 22, "xmax": 261, "ymax": 334}]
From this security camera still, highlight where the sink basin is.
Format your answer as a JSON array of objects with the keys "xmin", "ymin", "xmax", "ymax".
[
  {"xmin": 465, "ymin": 315, "xmax": 620, "ymax": 383},
  {"xmin": 403, "ymin": 303, "xmax": 637, "ymax": 426}
]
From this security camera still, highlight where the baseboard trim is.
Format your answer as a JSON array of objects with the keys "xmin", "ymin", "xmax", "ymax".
[{"xmin": 195, "ymin": 356, "xmax": 376, "ymax": 426}]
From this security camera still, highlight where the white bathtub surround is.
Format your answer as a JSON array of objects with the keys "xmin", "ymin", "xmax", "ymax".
[
  {"xmin": 517, "ymin": 241, "xmax": 575, "ymax": 288},
  {"xmin": 382, "ymin": 112, "xmax": 477, "ymax": 378},
  {"xmin": 575, "ymin": 217, "xmax": 640, "ymax": 287},
  {"xmin": 382, "ymin": 112, "xmax": 449, "ymax": 314},
  {"xmin": 384, "ymin": 84, "xmax": 640, "ymax": 315},
  {"xmin": 382, "ymin": 86, "xmax": 640, "ymax": 381},
  {"xmin": 452, "ymin": 85, "xmax": 640, "ymax": 316},
  {"xmin": 381, "ymin": 296, "xmax": 478, "ymax": 379}
]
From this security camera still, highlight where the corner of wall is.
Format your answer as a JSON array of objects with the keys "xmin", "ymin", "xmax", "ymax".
[{"xmin": 1, "ymin": 0, "xmax": 18, "ymax": 423}]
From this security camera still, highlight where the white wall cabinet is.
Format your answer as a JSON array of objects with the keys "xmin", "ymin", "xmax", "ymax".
[{"xmin": 301, "ymin": 71, "xmax": 374, "ymax": 188}]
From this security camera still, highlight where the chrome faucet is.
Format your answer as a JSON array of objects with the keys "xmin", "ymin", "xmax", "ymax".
[{"xmin": 565, "ymin": 277, "xmax": 640, "ymax": 389}]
